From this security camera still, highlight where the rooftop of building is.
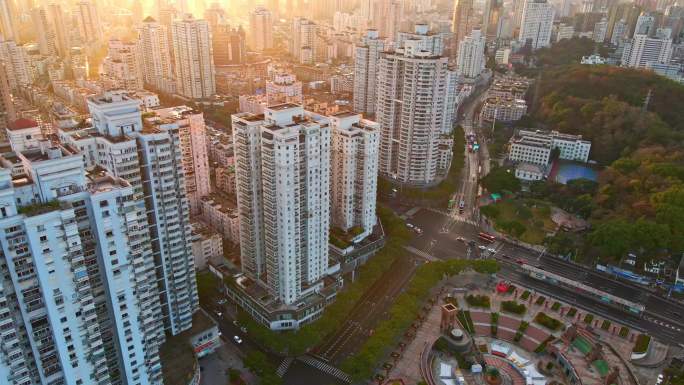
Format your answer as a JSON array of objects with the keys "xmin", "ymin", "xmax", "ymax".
[
  {"xmin": 8, "ymin": 118, "xmax": 39, "ymax": 131},
  {"xmin": 86, "ymin": 166, "xmax": 130, "ymax": 193},
  {"xmin": 159, "ymin": 312, "xmax": 217, "ymax": 385}
]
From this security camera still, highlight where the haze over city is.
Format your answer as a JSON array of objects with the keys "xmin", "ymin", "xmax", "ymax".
[{"xmin": 0, "ymin": 0, "xmax": 682, "ymax": 384}]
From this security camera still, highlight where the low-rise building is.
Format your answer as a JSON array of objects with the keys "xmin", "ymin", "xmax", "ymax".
[
  {"xmin": 200, "ymin": 193, "xmax": 240, "ymax": 244},
  {"xmin": 508, "ymin": 129, "xmax": 591, "ymax": 166},
  {"xmin": 480, "ymin": 96, "xmax": 527, "ymax": 123},
  {"xmin": 190, "ymin": 222, "xmax": 224, "ymax": 270},
  {"xmin": 515, "ymin": 162, "xmax": 545, "ymax": 181}
]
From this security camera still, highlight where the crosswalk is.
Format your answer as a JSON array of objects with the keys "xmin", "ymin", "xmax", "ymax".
[
  {"xmin": 404, "ymin": 245, "xmax": 439, "ymax": 262},
  {"xmin": 276, "ymin": 357, "xmax": 294, "ymax": 377},
  {"xmin": 298, "ymin": 355, "xmax": 352, "ymax": 383}
]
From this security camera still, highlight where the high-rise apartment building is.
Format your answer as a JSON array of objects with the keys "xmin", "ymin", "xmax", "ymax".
[
  {"xmin": 0, "ymin": 0, "xmax": 18, "ymax": 42},
  {"xmin": 102, "ymin": 39, "xmax": 144, "ymax": 90},
  {"xmin": 518, "ymin": 0, "xmax": 555, "ymax": 50},
  {"xmin": 47, "ymin": 4, "xmax": 70, "ymax": 58},
  {"xmin": 457, "ymin": 29, "xmax": 486, "ymax": 78},
  {"xmin": 483, "ymin": 0, "xmax": 503, "ymax": 41},
  {"xmin": 248, "ymin": 7, "xmax": 274, "ymax": 52},
  {"xmin": 375, "ymin": 39, "xmax": 458, "ymax": 186},
  {"xmin": 31, "ymin": 8, "xmax": 57, "ymax": 56},
  {"xmin": 329, "ymin": 111, "xmax": 380, "ymax": 240},
  {"xmin": 172, "ymin": 15, "xmax": 216, "ymax": 99},
  {"xmin": 451, "ymin": 0, "xmax": 474, "ymax": 60},
  {"xmin": 610, "ymin": 18, "xmax": 628, "ymax": 45},
  {"xmin": 143, "ymin": 106, "xmax": 211, "ymax": 215},
  {"xmin": 0, "ymin": 41, "xmax": 31, "ymax": 90},
  {"xmin": 55, "ymin": 91, "xmax": 198, "ymax": 338},
  {"xmin": 232, "ymin": 104, "xmax": 331, "ymax": 306},
  {"xmin": 75, "ymin": 1, "xmax": 103, "ymax": 46},
  {"xmin": 0, "ymin": 134, "xmax": 166, "ymax": 384},
  {"xmin": 0, "ymin": 67, "xmax": 15, "ymax": 137},
  {"xmin": 212, "ymin": 24, "xmax": 246, "ymax": 65},
  {"xmin": 396, "ymin": 23, "xmax": 445, "ymax": 56},
  {"xmin": 137, "ymin": 17, "xmax": 176, "ymax": 95},
  {"xmin": 353, "ymin": 29, "xmax": 387, "ymax": 116},
  {"xmin": 292, "ymin": 18, "xmax": 317, "ymax": 64},
  {"xmin": 622, "ymin": 28, "xmax": 673, "ymax": 68}
]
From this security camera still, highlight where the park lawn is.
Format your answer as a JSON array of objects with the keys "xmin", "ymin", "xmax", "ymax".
[{"xmin": 488, "ymin": 199, "xmax": 556, "ymax": 244}]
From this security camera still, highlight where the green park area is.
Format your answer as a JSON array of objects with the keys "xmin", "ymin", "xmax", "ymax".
[{"xmin": 480, "ymin": 199, "xmax": 555, "ymax": 244}]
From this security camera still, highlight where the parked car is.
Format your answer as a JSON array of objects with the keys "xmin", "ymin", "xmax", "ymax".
[{"xmin": 233, "ymin": 335, "xmax": 243, "ymax": 344}]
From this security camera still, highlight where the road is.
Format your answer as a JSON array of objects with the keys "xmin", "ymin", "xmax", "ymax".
[{"xmin": 314, "ymin": 254, "xmax": 419, "ymax": 364}]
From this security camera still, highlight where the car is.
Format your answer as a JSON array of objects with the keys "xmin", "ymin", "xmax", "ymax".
[
  {"xmin": 406, "ymin": 223, "xmax": 415, "ymax": 229},
  {"xmin": 232, "ymin": 320, "xmax": 239, "ymax": 327},
  {"xmin": 215, "ymin": 311, "xmax": 222, "ymax": 318},
  {"xmin": 515, "ymin": 258, "xmax": 525, "ymax": 265},
  {"xmin": 217, "ymin": 298, "xmax": 227, "ymax": 305},
  {"xmin": 456, "ymin": 237, "xmax": 465, "ymax": 242},
  {"xmin": 233, "ymin": 335, "xmax": 243, "ymax": 344},
  {"xmin": 487, "ymin": 248, "xmax": 496, "ymax": 253},
  {"xmin": 240, "ymin": 326, "xmax": 247, "ymax": 333},
  {"xmin": 415, "ymin": 227, "xmax": 423, "ymax": 234},
  {"xmin": 478, "ymin": 245, "xmax": 486, "ymax": 250},
  {"xmin": 501, "ymin": 254, "xmax": 510, "ymax": 259}
]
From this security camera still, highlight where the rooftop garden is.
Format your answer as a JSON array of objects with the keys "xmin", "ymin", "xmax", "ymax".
[
  {"xmin": 465, "ymin": 294, "xmax": 491, "ymax": 309},
  {"xmin": 632, "ymin": 334, "xmax": 651, "ymax": 354},
  {"xmin": 501, "ymin": 300, "xmax": 526, "ymax": 315},
  {"xmin": 18, "ymin": 200, "xmax": 61, "ymax": 217}
]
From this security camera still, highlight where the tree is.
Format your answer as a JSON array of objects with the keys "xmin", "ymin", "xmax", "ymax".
[{"xmin": 481, "ymin": 167, "xmax": 521, "ymax": 194}]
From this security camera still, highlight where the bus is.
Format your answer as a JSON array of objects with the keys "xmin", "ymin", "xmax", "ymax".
[{"xmin": 478, "ymin": 232, "xmax": 496, "ymax": 243}]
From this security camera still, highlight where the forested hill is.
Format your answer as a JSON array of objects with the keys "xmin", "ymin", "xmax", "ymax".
[{"xmin": 525, "ymin": 64, "xmax": 684, "ymax": 264}]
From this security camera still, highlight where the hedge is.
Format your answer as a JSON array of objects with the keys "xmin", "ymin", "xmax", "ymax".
[
  {"xmin": 534, "ymin": 312, "xmax": 563, "ymax": 331},
  {"xmin": 466, "ymin": 294, "xmax": 491, "ymax": 309},
  {"xmin": 491, "ymin": 313, "xmax": 499, "ymax": 335},
  {"xmin": 619, "ymin": 326, "xmax": 629, "ymax": 338},
  {"xmin": 551, "ymin": 302, "xmax": 561, "ymax": 311},
  {"xmin": 535, "ymin": 296, "xmax": 546, "ymax": 306},
  {"xmin": 583, "ymin": 314, "xmax": 594, "ymax": 324},
  {"xmin": 567, "ymin": 308, "xmax": 577, "ymax": 317},
  {"xmin": 633, "ymin": 334, "xmax": 651, "ymax": 354},
  {"xmin": 521, "ymin": 291, "xmax": 531, "ymax": 300},
  {"xmin": 601, "ymin": 320, "xmax": 611, "ymax": 331},
  {"xmin": 501, "ymin": 300, "xmax": 527, "ymax": 315}
]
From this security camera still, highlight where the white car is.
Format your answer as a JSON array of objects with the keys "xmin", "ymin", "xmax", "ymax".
[
  {"xmin": 240, "ymin": 326, "xmax": 247, "ymax": 334},
  {"xmin": 406, "ymin": 223, "xmax": 415, "ymax": 229},
  {"xmin": 233, "ymin": 335, "xmax": 243, "ymax": 344},
  {"xmin": 487, "ymin": 248, "xmax": 496, "ymax": 253},
  {"xmin": 478, "ymin": 245, "xmax": 486, "ymax": 250}
]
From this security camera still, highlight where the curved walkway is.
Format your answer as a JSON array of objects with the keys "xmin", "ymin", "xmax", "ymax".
[{"xmin": 484, "ymin": 354, "xmax": 526, "ymax": 385}]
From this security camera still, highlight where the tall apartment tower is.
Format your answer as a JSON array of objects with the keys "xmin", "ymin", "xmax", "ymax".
[
  {"xmin": 31, "ymin": 8, "xmax": 57, "ymax": 56},
  {"xmin": 396, "ymin": 23, "xmax": 445, "ymax": 56},
  {"xmin": 248, "ymin": 7, "xmax": 274, "ymax": 52},
  {"xmin": 518, "ymin": 0, "xmax": 555, "ymax": 50},
  {"xmin": 103, "ymin": 39, "xmax": 144, "ymax": 90},
  {"xmin": 53, "ymin": 91, "xmax": 199, "ymax": 339},
  {"xmin": 0, "ymin": 0, "xmax": 19, "ymax": 42},
  {"xmin": 329, "ymin": 112, "xmax": 380, "ymax": 239},
  {"xmin": 457, "ymin": 29, "xmax": 486, "ymax": 78},
  {"xmin": 0, "ymin": 66, "xmax": 15, "ymax": 137},
  {"xmin": 144, "ymin": 106, "xmax": 211, "ymax": 215},
  {"xmin": 0, "ymin": 140, "xmax": 166, "ymax": 384},
  {"xmin": 232, "ymin": 104, "xmax": 331, "ymax": 305},
  {"xmin": 621, "ymin": 28, "xmax": 673, "ymax": 68},
  {"xmin": 292, "ymin": 18, "xmax": 317, "ymax": 64},
  {"xmin": 353, "ymin": 29, "xmax": 387, "ymax": 116},
  {"xmin": 47, "ymin": 4, "xmax": 70, "ymax": 58},
  {"xmin": 213, "ymin": 24, "xmax": 246, "ymax": 65},
  {"xmin": 75, "ymin": 1, "xmax": 103, "ymax": 46},
  {"xmin": 137, "ymin": 17, "xmax": 176, "ymax": 95},
  {"xmin": 483, "ymin": 0, "xmax": 503, "ymax": 41},
  {"xmin": 376, "ymin": 39, "xmax": 458, "ymax": 186},
  {"xmin": 451, "ymin": 0, "xmax": 474, "ymax": 60},
  {"xmin": 172, "ymin": 15, "xmax": 216, "ymax": 99}
]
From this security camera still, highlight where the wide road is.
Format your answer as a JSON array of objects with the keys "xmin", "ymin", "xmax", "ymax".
[
  {"xmin": 405, "ymin": 207, "xmax": 684, "ymax": 344},
  {"xmin": 314, "ymin": 254, "xmax": 420, "ymax": 365}
]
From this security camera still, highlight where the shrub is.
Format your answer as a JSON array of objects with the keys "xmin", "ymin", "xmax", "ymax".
[
  {"xmin": 501, "ymin": 301, "xmax": 527, "ymax": 315},
  {"xmin": 567, "ymin": 308, "xmax": 577, "ymax": 317},
  {"xmin": 514, "ymin": 331, "xmax": 523, "ymax": 342},
  {"xmin": 583, "ymin": 314, "xmax": 594, "ymax": 324},
  {"xmin": 551, "ymin": 302, "xmax": 561, "ymax": 311},
  {"xmin": 521, "ymin": 291, "xmax": 531, "ymax": 300},
  {"xmin": 619, "ymin": 326, "xmax": 629, "ymax": 338},
  {"xmin": 545, "ymin": 362, "xmax": 554, "ymax": 371},
  {"xmin": 466, "ymin": 294, "xmax": 491, "ymax": 308},
  {"xmin": 481, "ymin": 205, "xmax": 500, "ymax": 219},
  {"xmin": 633, "ymin": 334, "xmax": 651, "ymax": 354},
  {"xmin": 601, "ymin": 320, "xmax": 611, "ymax": 331},
  {"xmin": 534, "ymin": 336, "xmax": 555, "ymax": 354},
  {"xmin": 535, "ymin": 296, "xmax": 546, "ymax": 306},
  {"xmin": 534, "ymin": 312, "xmax": 563, "ymax": 331}
]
